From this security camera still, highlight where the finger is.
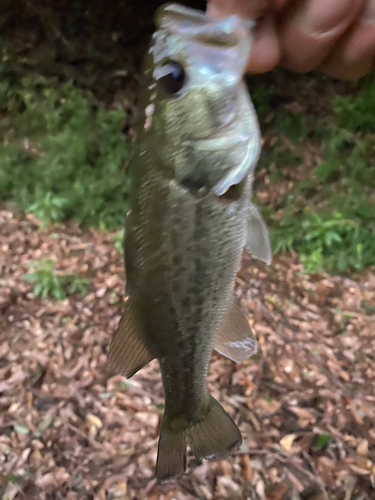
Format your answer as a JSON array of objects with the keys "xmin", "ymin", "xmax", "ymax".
[
  {"xmin": 206, "ymin": 0, "xmax": 275, "ymax": 18},
  {"xmin": 275, "ymin": 0, "xmax": 292, "ymax": 12},
  {"xmin": 247, "ymin": 16, "xmax": 280, "ymax": 72},
  {"xmin": 319, "ymin": 0, "xmax": 375, "ymax": 79},
  {"xmin": 278, "ymin": 0, "xmax": 366, "ymax": 73},
  {"xmin": 206, "ymin": 1, "xmax": 281, "ymax": 73}
]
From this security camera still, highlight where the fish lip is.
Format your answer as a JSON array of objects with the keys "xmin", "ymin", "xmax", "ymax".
[{"xmin": 156, "ymin": 3, "xmax": 254, "ymax": 48}]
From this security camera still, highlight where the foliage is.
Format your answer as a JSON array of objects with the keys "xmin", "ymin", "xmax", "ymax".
[
  {"xmin": 112, "ymin": 228, "xmax": 125, "ymax": 256},
  {"xmin": 253, "ymin": 71, "xmax": 375, "ymax": 274},
  {"xmin": 314, "ymin": 432, "xmax": 331, "ymax": 450},
  {"xmin": 272, "ymin": 210, "xmax": 373, "ymax": 273},
  {"xmin": 23, "ymin": 259, "xmax": 90, "ymax": 300},
  {"xmin": 331, "ymin": 75, "xmax": 375, "ymax": 133},
  {"xmin": 1, "ymin": 35, "xmax": 375, "ymax": 275},
  {"xmin": 0, "ymin": 42, "xmax": 129, "ymax": 229}
]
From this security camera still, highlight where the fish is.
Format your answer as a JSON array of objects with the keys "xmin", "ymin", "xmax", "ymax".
[{"xmin": 107, "ymin": 2, "xmax": 271, "ymax": 482}]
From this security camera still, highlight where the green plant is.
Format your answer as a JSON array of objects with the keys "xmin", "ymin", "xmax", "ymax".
[
  {"xmin": 331, "ymin": 75, "xmax": 375, "ymax": 133},
  {"xmin": 0, "ymin": 41, "xmax": 129, "ymax": 229},
  {"xmin": 2, "ymin": 37, "xmax": 375, "ymax": 275},
  {"xmin": 271, "ymin": 208, "xmax": 375, "ymax": 274},
  {"xmin": 112, "ymin": 228, "xmax": 125, "ymax": 255},
  {"xmin": 314, "ymin": 432, "xmax": 331, "ymax": 450},
  {"xmin": 256, "ymin": 73, "xmax": 375, "ymax": 274},
  {"xmin": 23, "ymin": 260, "xmax": 90, "ymax": 300},
  {"xmin": 27, "ymin": 192, "xmax": 68, "ymax": 227}
]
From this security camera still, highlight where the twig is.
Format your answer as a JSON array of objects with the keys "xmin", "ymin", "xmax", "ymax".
[{"xmin": 67, "ymin": 423, "xmax": 103, "ymax": 450}]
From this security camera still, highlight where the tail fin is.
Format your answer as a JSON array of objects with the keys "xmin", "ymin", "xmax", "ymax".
[
  {"xmin": 156, "ymin": 396, "xmax": 242, "ymax": 482},
  {"xmin": 187, "ymin": 396, "xmax": 242, "ymax": 460},
  {"xmin": 156, "ymin": 421, "xmax": 187, "ymax": 482}
]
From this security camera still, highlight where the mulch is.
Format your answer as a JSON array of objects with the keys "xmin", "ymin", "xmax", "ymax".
[{"xmin": 1, "ymin": 209, "xmax": 374, "ymax": 499}]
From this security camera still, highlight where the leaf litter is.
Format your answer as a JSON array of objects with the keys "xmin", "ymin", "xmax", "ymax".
[{"xmin": 1, "ymin": 208, "xmax": 374, "ymax": 500}]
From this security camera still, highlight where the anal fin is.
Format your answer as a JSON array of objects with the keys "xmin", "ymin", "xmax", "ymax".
[
  {"xmin": 107, "ymin": 301, "xmax": 153, "ymax": 378},
  {"xmin": 245, "ymin": 202, "xmax": 272, "ymax": 265},
  {"xmin": 214, "ymin": 297, "xmax": 258, "ymax": 363}
]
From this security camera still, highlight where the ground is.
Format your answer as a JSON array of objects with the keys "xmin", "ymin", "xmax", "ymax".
[
  {"xmin": 1, "ymin": 209, "xmax": 374, "ymax": 500},
  {"xmin": 1, "ymin": 1, "xmax": 375, "ymax": 498}
]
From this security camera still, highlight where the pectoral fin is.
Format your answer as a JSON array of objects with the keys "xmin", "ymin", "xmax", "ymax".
[
  {"xmin": 107, "ymin": 301, "xmax": 153, "ymax": 378},
  {"xmin": 214, "ymin": 298, "xmax": 258, "ymax": 363},
  {"xmin": 245, "ymin": 202, "xmax": 272, "ymax": 265}
]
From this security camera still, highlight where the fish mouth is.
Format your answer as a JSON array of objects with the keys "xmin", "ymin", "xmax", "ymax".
[{"xmin": 156, "ymin": 3, "xmax": 254, "ymax": 48}]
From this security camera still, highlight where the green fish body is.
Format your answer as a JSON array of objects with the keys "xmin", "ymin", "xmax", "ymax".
[{"xmin": 108, "ymin": 3, "xmax": 271, "ymax": 481}]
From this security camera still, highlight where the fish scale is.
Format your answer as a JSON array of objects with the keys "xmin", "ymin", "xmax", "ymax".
[{"xmin": 107, "ymin": 2, "xmax": 272, "ymax": 481}]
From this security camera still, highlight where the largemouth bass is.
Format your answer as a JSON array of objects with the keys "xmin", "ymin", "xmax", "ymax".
[{"xmin": 108, "ymin": 3, "xmax": 271, "ymax": 481}]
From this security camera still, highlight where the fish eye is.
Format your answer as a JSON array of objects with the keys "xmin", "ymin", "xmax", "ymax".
[{"xmin": 158, "ymin": 61, "xmax": 187, "ymax": 95}]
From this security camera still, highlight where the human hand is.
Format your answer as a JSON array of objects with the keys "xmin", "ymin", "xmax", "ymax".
[{"xmin": 206, "ymin": 0, "xmax": 375, "ymax": 79}]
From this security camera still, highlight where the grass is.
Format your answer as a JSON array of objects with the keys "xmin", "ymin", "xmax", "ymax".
[
  {"xmin": 251, "ymin": 72, "xmax": 375, "ymax": 274},
  {"xmin": 0, "ymin": 36, "xmax": 374, "ymax": 275}
]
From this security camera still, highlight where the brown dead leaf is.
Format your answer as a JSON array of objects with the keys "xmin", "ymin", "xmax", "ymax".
[
  {"xmin": 357, "ymin": 439, "xmax": 369, "ymax": 456},
  {"xmin": 288, "ymin": 407, "xmax": 316, "ymax": 427},
  {"xmin": 280, "ymin": 434, "xmax": 297, "ymax": 452},
  {"xmin": 1, "ymin": 200, "xmax": 375, "ymax": 500},
  {"xmin": 265, "ymin": 482, "xmax": 289, "ymax": 500},
  {"xmin": 240, "ymin": 454, "xmax": 253, "ymax": 481}
]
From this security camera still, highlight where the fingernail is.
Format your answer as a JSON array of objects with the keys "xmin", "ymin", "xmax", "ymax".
[{"xmin": 361, "ymin": 0, "xmax": 375, "ymax": 25}]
